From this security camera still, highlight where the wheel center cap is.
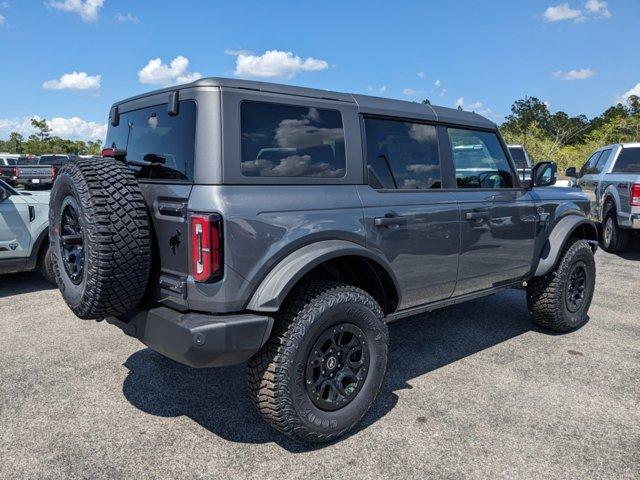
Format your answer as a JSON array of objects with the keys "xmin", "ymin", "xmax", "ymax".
[{"xmin": 326, "ymin": 356, "xmax": 337, "ymax": 370}]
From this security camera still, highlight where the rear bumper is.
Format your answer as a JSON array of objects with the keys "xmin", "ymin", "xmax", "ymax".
[
  {"xmin": 17, "ymin": 178, "xmax": 52, "ymax": 186},
  {"xmin": 632, "ymin": 215, "xmax": 640, "ymax": 229},
  {"xmin": 107, "ymin": 307, "xmax": 273, "ymax": 368}
]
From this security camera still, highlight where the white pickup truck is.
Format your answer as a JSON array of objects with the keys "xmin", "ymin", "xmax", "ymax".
[
  {"xmin": 568, "ymin": 143, "xmax": 640, "ymax": 252},
  {"xmin": 0, "ymin": 179, "xmax": 54, "ymax": 282}
]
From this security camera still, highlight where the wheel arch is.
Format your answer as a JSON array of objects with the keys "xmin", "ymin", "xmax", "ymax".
[
  {"xmin": 534, "ymin": 215, "xmax": 598, "ymax": 277},
  {"xmin": 246, "ymin": 240, "xmax": 401, "ymax": 315},
  {"xmin": 26, "ymin": 224, "xmax": 49, "ymax": 270}
]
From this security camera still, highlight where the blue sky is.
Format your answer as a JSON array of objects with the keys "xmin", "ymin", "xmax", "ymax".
[{"xmin": 0, "ymin": 0, "xmax": 638, "ymax": 141}]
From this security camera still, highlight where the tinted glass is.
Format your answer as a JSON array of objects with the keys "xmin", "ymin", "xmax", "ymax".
[
  {"xmin": 613, "ymin": 147, "xmax": 640, "ymax": 173},
  {"xmin": 593, "ymin": 149, "xmax": 611, "ymax": 172},
  {"xmin": 508, "ymin": 147, "xmax": 528, "ymax": 169},
  {"xmin": 105, "ymin": 100, "xmax": 196, "ymax": 180},
  {"xmin": 39, "ymin": 155, "xmax": 69, "ymax": 165},
  {"xmin": 241, "ymin": 102, "xmax": 346, "ymax": 178},
  {"xmin": 3, "ymin": 158, "xmax": 16, "ymax": 165},
  {"xmin": 449, "ymin": 129, "xmax": 514, "ymax": 188},
  {"xmin": 364, "ymin": 118, "xmax": 441, "ymax": 189},
  {"xmin": 17, "ymin": 157, "xmax": 38, "ymax": 165},
  {"xmin": 580, "ymin": 151, "xmax": 603, "ymax": 176}
]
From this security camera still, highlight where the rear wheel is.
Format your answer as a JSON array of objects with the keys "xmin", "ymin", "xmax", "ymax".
[
  {"xmin": 49, "ymin": 158, "xmax": 151, "ymax": 319},
  {"xmin": 526, "ymin": 239, "xmax": 596, "ymax": 333},
  {"xmin": 38, "ymin": 244, "xmax": 56, "ymax": 285},
  {"xmin": 601, "ymin": 204, "xmax": 629, "ymax": 252},
  {"xmin": 247, "ymin": 281, "xmax": 388, "ymax": 443}
]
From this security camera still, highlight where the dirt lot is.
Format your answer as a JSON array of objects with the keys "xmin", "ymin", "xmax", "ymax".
[{"xmin": 1, "ymin": 247, "xmax": 639, "ymax": 480}]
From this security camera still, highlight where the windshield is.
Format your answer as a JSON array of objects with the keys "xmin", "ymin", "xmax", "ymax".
[
  {"xmin": 613, "ymin": 147, "xmax": 640, "ymax": 173},
  {"xmin": 508, "ymin": 147, "xmax": 529, "ymax": 169},
  {"xmin": 2, "ymin": 158, "xmax": 17, "ymax": 165}
]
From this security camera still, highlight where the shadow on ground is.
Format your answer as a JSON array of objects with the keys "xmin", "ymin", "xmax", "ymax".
[
  {"xmin": 122, "ymin": 288, "xmax": 536, "ymax": 452},
  {"xmin": 0, "ymin": 271, "xmax": 55, "ymax": 298}
]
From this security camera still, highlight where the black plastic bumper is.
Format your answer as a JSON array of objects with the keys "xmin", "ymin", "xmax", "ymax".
[{"xmin": 107, "ymin": 307, "xmax": 273, "ymax": 368}]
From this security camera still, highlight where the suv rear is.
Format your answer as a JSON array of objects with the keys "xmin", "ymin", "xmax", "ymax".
[{"xmin": 49, "ymin": 78, "xmax": 597, "ymax": 443}]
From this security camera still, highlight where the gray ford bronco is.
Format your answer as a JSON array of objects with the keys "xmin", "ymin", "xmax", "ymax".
[{"xmin": 49, "ymin": 78, "xmax": 598, "ymax": 443}]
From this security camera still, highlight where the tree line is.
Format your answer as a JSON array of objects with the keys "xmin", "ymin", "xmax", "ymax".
[
  {"xmin": 0, "ymin": 118, "xmax": 102, "ymax": 156},
  {"xmin": 2, "ymin": 95, "xmax": 640, "ymax": 171}
]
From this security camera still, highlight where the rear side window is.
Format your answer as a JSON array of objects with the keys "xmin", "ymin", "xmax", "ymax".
[
  {"xmin": 580, "ymin": 151, "xmax": 602, "ymax": 176},
  {"xmin": 364, "ymin": 117, "xmax": 441, "ymax": 189},
  {"xmin": 593, "ymin": 149, "xmax": 611, "ymax": 172},
  {"xmin": 105, "ymin": 100, "xmax": 196, "ymax": 181},
  {"xmin": 449, "ymin": 128, "xmax": 514, "ymax": 188},
  {"xmin": 613, "ymin": 147, "xmax": 640, "ymax": 173},
  {"xmin": 240, "ymin": 101, "xmax": 346, "ymax": 178}
]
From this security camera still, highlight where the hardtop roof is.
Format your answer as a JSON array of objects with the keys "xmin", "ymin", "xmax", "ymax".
[{"xmin": 112, "ymin": 77, "xmax": 496, "ymax": 129}]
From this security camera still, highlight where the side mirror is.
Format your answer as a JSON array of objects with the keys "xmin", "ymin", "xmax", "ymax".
[
  {"xmin": 565, "ymin": 166, "xmax": 577, "ymax": 178},
  {"xmin": 532, "ymin": 161, "xmax": 557, "ymax": 187}
]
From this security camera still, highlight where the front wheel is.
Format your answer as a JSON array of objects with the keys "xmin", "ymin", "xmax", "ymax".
[
  {"xmin": 246, "ymin": 281, "xmax": 389, "ymax": 443},
  {"xmin": 526, "ymin": 239, "xmax": 596, "ymax": 333}
]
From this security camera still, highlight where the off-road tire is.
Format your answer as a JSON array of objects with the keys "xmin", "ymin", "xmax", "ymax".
[
  {"xmin": 601, "ymin": 203, "xmax": 629, "ymax": 253},
  {"xmin": 49, "ymin": 158, "xmax": 151, "ymax": 319},
  {"xmin": 526, "ymin": 239, "xmax": 595, "ymax": 333},
  {"xmin": 246, "ymin": 281, "xmax": 388, "ymax": 443},
  {"xmin": 38, "ymin": 245, "xmax": 56, "ymax": 285}
]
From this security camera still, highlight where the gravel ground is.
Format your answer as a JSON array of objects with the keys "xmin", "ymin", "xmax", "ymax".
[{"xmin": 1, "ymin": 247, "xmax": 639, "ymax": 480}]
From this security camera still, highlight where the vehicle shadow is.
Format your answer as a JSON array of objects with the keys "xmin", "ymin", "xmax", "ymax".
[
  {"xmin": 613, "ymin": 241, "xmax": 640, "ymax": 261},
  {"xmin": 0, "ymin": 271, "xmax": 55, "ymax": 298},
  {"xmin": 122, "ymin": 288, "xmax": 537, "ymax": 451}
]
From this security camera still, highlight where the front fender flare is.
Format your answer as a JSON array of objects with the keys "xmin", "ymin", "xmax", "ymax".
[
  {"xmin": 246, "ymin": 240, "xmax": 400, "ymax": 312},
  {"xmin": 534, "ymin": 215, "xmax": 598, "ymax": 277}
]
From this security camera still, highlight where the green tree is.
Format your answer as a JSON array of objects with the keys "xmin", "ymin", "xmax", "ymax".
[{"xmin": 30, "ymin": 118, "xmax": 51, "ymax": 141}]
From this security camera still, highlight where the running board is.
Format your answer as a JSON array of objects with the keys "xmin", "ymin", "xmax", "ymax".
[{"xmin": 385, "ymin": 282, "xmax": 522, "ymax": 323}]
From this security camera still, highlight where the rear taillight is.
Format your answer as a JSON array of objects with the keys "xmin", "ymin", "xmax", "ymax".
[
  {"xmin": 13, "ymin": 166, "xmax": 18, "ymax": 177},
  {"xmin": 631, "ymin": 184, "xmax": 640, "ymax": 207},
  {"xmin": 190, "ymin": 214, "xmax": 223, "ymax": 282},
  {"xmin": 51, "ymin": 166, "xmax": 57, "ymax": 181}
]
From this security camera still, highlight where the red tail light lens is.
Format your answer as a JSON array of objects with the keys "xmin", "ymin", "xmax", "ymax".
[
  {"xmin": 13, "ymin": 166, "xmax": 18, "ymax": 177},
  {"xmin": 101, "ymin": 147, "xmax": 115, "ymax": 158},
  {"xmin": 631, "ymin": 184, "xmax": 640, "ymax": 207},
  {"xmin": 51, "ymin": 166, "xmax": 57, "ymax": 181},
  {"xmin": 190, "ymin": 214, "xmax": 223, "ymax": 282}
]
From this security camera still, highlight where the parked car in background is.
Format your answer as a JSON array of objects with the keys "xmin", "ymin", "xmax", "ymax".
[
  {"xmin": 507, "ymin": 144, "xmax": 532, "ymax": 181},
  {"xmin": 0, "ymin": 179, "xmax": 54, "ymax": 283},
  {"xmin": 0, "ymin": 155, "xmax": 19, "ymax": 186},
  {"xmin": 567, "ymin": 143, "xmax": 640, "ymax": 252},
  {"xmin": 16, "ymin": 154, "xmax": 76, "ymax": 190}
]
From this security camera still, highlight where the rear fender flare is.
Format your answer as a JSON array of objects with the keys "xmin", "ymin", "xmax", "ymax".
[
  {"xmin": 246, "ymin": 240, "xmax": 400, "ymax": 312},
  {"xmin": 534, "ymin": 216, "xmax": 598, "ymax": 277}
]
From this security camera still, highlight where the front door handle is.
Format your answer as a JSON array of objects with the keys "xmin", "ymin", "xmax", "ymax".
[
  {"xmin": 465, "ymin": 210, "xmax": 491, "ymax": 221},
  {"xmin": 374, "ymin": 215, "xmax": 408, "ymax": 227}
]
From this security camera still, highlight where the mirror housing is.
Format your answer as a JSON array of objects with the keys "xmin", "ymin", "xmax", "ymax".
[
  {"xmin": 531, "ymin": 161, "xmax": 557, "ymax": 187},
  {"xmin": 565, "ymin": 166, "xmax": 577, "ymax": 178}
]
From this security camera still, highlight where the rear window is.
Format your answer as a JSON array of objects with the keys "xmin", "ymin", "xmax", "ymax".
[
  {"xmin": 17, "ymin": 157, "xmax": 38, "ymax": 165},
  {"xmin": 240, "ymin": 101, "xmax": 346, "ymax": 178},
  {"xmin": 508, "ymin": 147, "xmax": 528, "ymax": 169},
  {"xmin": 104, "ymin": 100, "xmax": 196, "ymax": 181},
  {"xmin": 2, "ymin": 158, "xmax": 17, "ymax": 165},
  {"xmin": 613, "ymin": 147, "xmax": 640, "ymax": 173},
  {"xmin": 39, "ymin": 155, "xmax": 70, "ymax": 165}
]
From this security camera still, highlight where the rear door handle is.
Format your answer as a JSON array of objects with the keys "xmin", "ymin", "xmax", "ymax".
[
  {"xmin": 374, "ymin": 215, "xmax": 409, "ymax": 227},
  {"xmin": 465, "ymin": 210, "xmax": 491, "ymax": 221}
]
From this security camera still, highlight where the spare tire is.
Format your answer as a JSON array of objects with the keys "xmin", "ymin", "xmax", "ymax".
[{"xmin": 49, "ymin": 158, "xmax": 151, "ymax": 319}]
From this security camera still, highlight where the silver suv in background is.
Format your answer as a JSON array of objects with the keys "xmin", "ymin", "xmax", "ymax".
[{"xmin": 567, "ymin": 143, "xmax": 640, "ymax": 251}]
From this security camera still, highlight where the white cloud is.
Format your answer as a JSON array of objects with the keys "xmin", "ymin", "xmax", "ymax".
[
  {"xmin": 233, "ymin": 50, "xmax": 329, "ymax": 78},
  {"xmin": 47, "ymin": 0, "xmax": 104, "ymax": 22},
  {"xmin": 552, "ymin": 68, "xmax": 595, "ymax": 80},
  {"xmin": 43, "ymin": 71, "xmax": 101, "ymax": 90},
  {"xmin": 0, "ymin": 13, "xmax": 4, "ymax": 25},
  {"xmin": 0, "ymin": 116, "xmax": 107, "ymax": 141},
  {"xmin": 434, "ymin": 79, "xmax": 441, "ymax": 87},
  {"xmin": 585, "ymin": 0, "xmax": 611, "ymax": 18},
  {"xmin": 455, "ymin": 97, "xmax": 502, "ymax": 121},
  {"xmin": 366, "ymin": 85, "xmax": 387, "ymax": 94},
  {"xmin": 138, "ymin": 56, "xmax": 202, "ymax": 86},
  {"xmin": 417, "ymin": 71, "xmax": 425, "ymax": 79},
  {"xmin": 616, "ymin": 83, "xmax": 640, "ymax": 105},
  {"xmin": 403, "ymin": 88, "xmax": 418, "ymax": 96},
  {"xmin": 543, "ymin": 3, "xmax": 584, "ymax": 22},
  {"xmin": 116, "ymin": 12, "xmax": 139, "ymax": 23}
]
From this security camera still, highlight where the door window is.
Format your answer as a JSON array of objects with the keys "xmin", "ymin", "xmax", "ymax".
[
  {"xmin": 580, "ymin": 151, "xmax": 602, "ymax": 176},
  {"xmin": 593, "ymin": 149, "xmax": 611, "ymax": 173},
  {"xmin": 364, "ymin": 118, "xmax": 441, "ymax": 189},
  {"xmin": 448, "ymin": 128, "xmax": 514, "ymax": 188}
]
